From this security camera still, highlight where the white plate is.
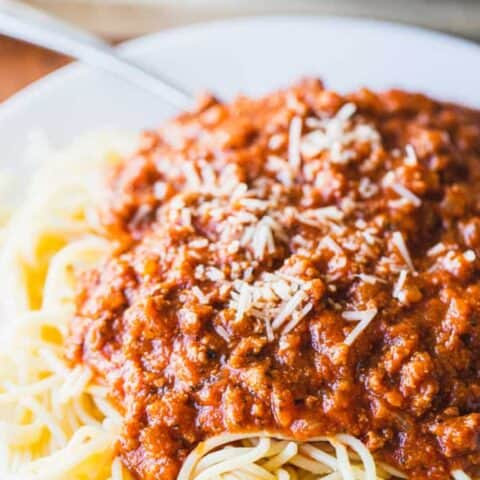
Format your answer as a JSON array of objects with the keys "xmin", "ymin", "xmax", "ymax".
[{"xmin": 1, "ymin": 16, "xmax": 480, "ymax": 172}]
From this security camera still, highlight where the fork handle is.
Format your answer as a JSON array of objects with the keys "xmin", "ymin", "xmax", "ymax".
[{"xmin": 0, "ymin": 0, "xmax": 194, "ymax": 110}]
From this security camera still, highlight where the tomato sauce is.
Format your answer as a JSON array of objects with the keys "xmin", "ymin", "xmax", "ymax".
[{"xmin": 68, "ymin": 80, "xmax": 480, "ymax": 479}]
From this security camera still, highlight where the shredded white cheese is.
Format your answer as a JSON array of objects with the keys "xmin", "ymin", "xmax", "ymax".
[
  {"xmin": 464, "ymin": 250, "xmax": 476, "ymax": 262},
  {"xmin": 230, "ymin": 273, "xmax": 311, "ymax": 339},
  {"xmin": 239, "ymin": 214, "xmax": 285, "ymax": 260},
  {"xmin": 320, "ymin": 236, "xmax": 344, "ymax": 256},
  {"xmin": 268, "ymin": 133, "xmax": 285, "ymax": 151},
  {"xmin": 233, "ymin": 282, "xmax": 253, "ymax": 322},
  {"xmin": 180, "ymin": 208, "xmax": 192, "ymax": 227},
  {"xmin": 391, "ymin": 231, "xmax": 415, "ymax": 271},
  {"xmin": 182, "ymin": 162, "xmax": 202, "ymax": 188},
  {"xmin": 252, "ymin": 216, "xmax": 277, "ymax": 259},
  {"xmin": 189, "ymin": 238, "xmax": 209, "ymax": 249},
  {"xmin": 405, "ymin": 144, "xmax": 418, "ymax": 166},
  {"xmin": 427, "ymin": 242, "xmax": 447, "ymax": 257},
  {"xmin": 358, "ymin": 177, "xmax": 379, "ymax": 199},
  {"xmin": 153, "ymin": 181, "xmax": 167, "ymax": 200},
  {"xmin": 215, "ymin": 325, "xmax": 230, "ymax": 342},
  {"xmin": 392, "ymin": 270, "xmax": 408, "ymax": 303},
  {"xmin": 342, "ymin": 308, "xmax": 378, "ymax": 346},
  {"xmin": 288, "ymin": 116, "xmax": 302, "ymax": 171},
  {"xmin": 205, "ymin": 267, "xmax": 225, "ymax": 282},
  {"xmin": 390, "ymin": 182, "xmax": 421, "ymax": 207},
  {"xmin": 355, "ymin": 273, "xmax": 385, "ymax": 285},
  {"xmin": 271, "ymin": 290, "xmax": 306, "ymax": 330},
  {"xmin": 192, "ymin": 286, "xmax": 209, "ymax": 305},
  {"xmin": 264, "ymin": 317, "xmax": 274, "ymax": 342},
  {"xmin": 451, "ymin": 470, "xmax": 472, "ymax": 480},
  {"xmin": 300, "ymin": 102, "xmax": 380, "ymax": 165},
  {"xmin": 281, "ymin": 302, "xmax": 313, "ymax": 335},
  {"xmin": 309, "ymin": 206, "xmax": 344, "ymax": 222}
]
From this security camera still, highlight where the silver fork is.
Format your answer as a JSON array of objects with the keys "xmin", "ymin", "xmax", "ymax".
[{"xmin": 0, "ymin": 0, "xmax": 194, "ymax": 110}]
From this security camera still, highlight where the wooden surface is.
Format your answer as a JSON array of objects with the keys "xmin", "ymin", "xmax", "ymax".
[
  {"xmin": 26, "ymin": 0, "xmax": 480, "ymax": 41},
  {"xmin": 0, "ymin": 35, "xmax": 70, "ymax": 102}
]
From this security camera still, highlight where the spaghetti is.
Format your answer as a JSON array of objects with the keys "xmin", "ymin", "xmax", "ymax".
[
  {"xmin": 0, "ymin": 81, "xmax": 479, "ymax": 480},
  {"xmin": 0, "ymin": 134, "xmax": 390, "ymax": 480}
]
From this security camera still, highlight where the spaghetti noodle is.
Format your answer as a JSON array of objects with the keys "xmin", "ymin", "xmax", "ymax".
[
  {"xmin": 0, "ymin": 134, "xmax": 390, "ymax": 480},
  {"xmin": 0, "ymin": 81, "xmax": 479, "ymax": 480}
]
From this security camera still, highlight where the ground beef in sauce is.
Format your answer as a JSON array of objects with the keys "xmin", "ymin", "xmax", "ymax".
[{"xmin": 67, "ymin": 79, "xmax": 480, "ymax": 479}]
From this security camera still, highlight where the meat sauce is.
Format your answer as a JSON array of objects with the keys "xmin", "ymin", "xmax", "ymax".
[{"xmin": 67, "ymin": 80, "xmax": 480, "ymax": 479}]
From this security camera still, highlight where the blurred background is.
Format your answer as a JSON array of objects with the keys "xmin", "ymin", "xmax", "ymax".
[{"xmin": 1, "ymin": 0, "xmax": 480, "ymax": 102}]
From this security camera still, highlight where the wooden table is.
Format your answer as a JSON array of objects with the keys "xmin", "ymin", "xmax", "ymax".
[{"xmin": 0, "ymin": 35, "xmax": 70, "ymax": 102}]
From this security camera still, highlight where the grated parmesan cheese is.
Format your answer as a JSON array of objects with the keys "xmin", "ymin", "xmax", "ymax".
[
  {"xmin": 252, "ymin": 216, "xmax": 276, "ymax": 259},
  {"xmin": 300, "ymin": 102, "xmax": 380, "ymax": 165},
  {"xmin": 405, "ymin": 144, "xmax": 418, "ymax": 166},
  {"xmin": 355, "ymin": 219, "xmax": 367, "ymax": 230},
  {"xmin": 153, "ymin": 181, "xmax": 167, "ymax": 200},
  {"xmin": 451, "ymin": 470, "xmax": 472, "ymax": 480},
  {"xmin": 358, "ymin": 177, "xmax": 379, "ymax": 199},
  {"xmin": 205, "ymin": 266, "xmax": 225, "ymax": 282},
  {"xmin": 391, "ymin": 231, "xmax": 415, "ymax": 271},
  {"xmin": 427, "ymin": 242, "xmax": 447, "ymax": 257},
  {"xmin": 268, "ymin": 133, "xmax": 285, "ymax": 151},
  {"xmin": 355, "ymin": 273, "xmax": 385, "ymax": 285},
  {"xmin": 342, "ymin": 308, "xmax": 378, "ymax": 346},
  {"xmin": 182, "ymin": 162, "xmax": 202, "ymax": 189},
  {"xmin": 320, "ymin": 236, "xmax": 344, "ymax": 256},
  {"xmin": 192, "ymin": 286, "xmax": 209, "ymax": 305},
  {"xmin": 227, "ymin": 240, "xmax": 240, "ymax": 255},
  {"xmin": 390, "ymin": 182, "xmax": 421, "ymax": 207},
  {"xmin": 189, "ymin": 238, "xmax": 209, "ymax": 249},
  {"xmin": 238, "ymin": 198, "xmax": 270, "ymax": 211},
  {"xmin": 180, "ymin": 208, "xmax": 192, "ymax": 227},
  {"xmin": 392, "ymin": 270, "xmax": 408, "ymax": 303},
  {"xmin": 309, "ymin": 206, "xmax": 344, "ymax": 222},
  {"xmin": 271, "ymin": 290, "xmax": 306, "ymax": 330},
  {"xmin": 264, "ymin": 317, "xmax": 274, "ymax": 342},
  {"xmin": 229, "ymin": 273, "xmax": 311, "ymax": 339},
  {"xmin": 215, "ymin": 325, "xmax": 230, "ymax": 342},
  {"xmin": 288, "ymin": 116, "xmax": 302, "ymax": 171},
  {"xmin": 282, "ymin": 302, "xmax": 313, "ymax": 335}
]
